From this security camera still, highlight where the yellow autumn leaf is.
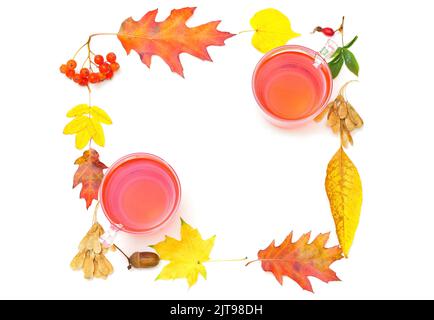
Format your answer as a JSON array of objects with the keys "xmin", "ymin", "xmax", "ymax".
[
  {"xmin": 250, "ymin": 8, "xmax": 300, "ymax": 53},
  {"xmin": 75, "ymin": 129, "xmax": 91, "ymax": 150},
  {"xmin": 67, "ymin": 104, "xmax": 91, "ymax": 118},
  {"xmin": 325, "ymin": 147, "xmax": 362, "ymax": 257},
  {"xmin": 63, "ymin": 116, "xmax": 90, "ymax": 134},
  {"xmin": 90, "ymin": 106, "xmax": 112, "ymax": 125},
  {"xmin": 63, "ymin": 104, "xmax": 112, "ymax": 150},
  {"xmin": 151, "ymin": 219, "xmax": 216, "ymax": 287},
  {"xmin": 90, "ymin": 118, "xmax": 105, "ymax": 147}
]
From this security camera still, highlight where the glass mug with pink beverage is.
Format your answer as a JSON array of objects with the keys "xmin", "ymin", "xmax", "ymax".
[
  {"xmin": 99, "ymin": 153, "xmax": 181, "ymax": 244},
  {"xmin": 252, "ymin": 41, "xmax": 337, "ymax": 128}
]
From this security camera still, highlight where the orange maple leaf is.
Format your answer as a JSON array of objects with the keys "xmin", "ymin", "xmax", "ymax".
[
  {"xmin": 117, "ymin": 7, "xmax": 234, "ymax": 77},
  {"xmin": 73, "ymin": 149, "xmax": 107, "ymax": 209},
  {"xmin": 254, "ymin": 232, "xmax": 343, "ymax": 292}
]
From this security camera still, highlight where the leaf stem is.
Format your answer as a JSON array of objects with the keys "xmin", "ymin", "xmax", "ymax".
[
  {"xmin": 92, "ymin": 201, "xmax": 100, "ymax": 225},
  {"xmin": 245, "ymin": 259, "xmax": 259, "ymax": 267},
  {"xmin": 238, "ymin": 29, "xmax": 255, "ymax": 34},
  {"xmin": 339, "ymin": 16, "xmax": 345, "ymax": 46},
  {"xmin": 207, "ymin": 256, "xmax": 248, "ymax": 263}
]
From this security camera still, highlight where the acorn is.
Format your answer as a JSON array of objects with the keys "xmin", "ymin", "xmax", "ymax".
[{"xmin": 128, "ymin": 252, "xmax": 160, "ymax": 270}]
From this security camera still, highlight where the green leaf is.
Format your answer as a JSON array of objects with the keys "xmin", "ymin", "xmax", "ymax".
[
  {"xmin": 330, "ymin": 47, "xmax": 342, "ymax": 60},
  {"xmin": 343, "ymin": 48, "xmax": 359, "ymax": 76},
  {"xmin": 344, "ymin": 35, "xmax": 358, "ymax": 49},
  {"xmin": 329, "ymin": 56, "xmax": 344, "ymax": 79}
]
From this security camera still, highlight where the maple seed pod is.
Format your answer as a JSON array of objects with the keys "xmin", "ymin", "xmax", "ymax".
[{"xmin": 129, "ymin": 252, "xmax": 160, "ymax": 269}]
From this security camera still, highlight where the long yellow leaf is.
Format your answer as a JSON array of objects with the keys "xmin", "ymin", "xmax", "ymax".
[
  {"xmin": 75, "ymin": 129, "xmax": 91, "ymax": 150},
  {"xmin": 90, "ymin": 118, "xmax": 105, "ymax": 147},
  {"xmin": 325, "ymin": 147, "xmax": 362, "ymax": 257},
  {"xmin": 90, "ymin": 106, "xmax": 112, "ymax": 125},
  {"xmin": 63, "ymin": 116, "xmax": 90, "ymax": 134},
  {"xmin": 67, "ymin": 104, "xmax": 90, "ymax": 118}
]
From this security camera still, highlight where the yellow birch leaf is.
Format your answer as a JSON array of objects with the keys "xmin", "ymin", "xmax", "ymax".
[
  {"xmin": 250, "ymin": 8, "xmax": 300, "ymax": 53},
  {"xmin": 151, "ymin": 219, "xmax": 215, "ymax": 287},
  {"xmin": 90, "ymin": 106, "xmax": 112, "ymax": 125},
  {"xmin": 325, "ymin": 147, "xmax": 362, "ymax": 257},
  {"xmin": 90, "ymin": 118, "xmax": 105, "ymax": 147},
  {"xmin": 75, "ymin": 128, "xmax": 92, "ymax": 150},
  {"xmin": 63, "ymin": 116, "xmax": 90, "ymax": 134},
  {"xmin": 67, "ymin": 104, "xmax": 91, "ymax": 118}
]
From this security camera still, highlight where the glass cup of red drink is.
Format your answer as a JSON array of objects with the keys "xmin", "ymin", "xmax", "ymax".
[
  {"xmin": 99, "ymin": 153, "xmax": 181, "ymax": 234},
  {"xmin": 252, "ymin": 45, "xmax": 333, "ymax": 128}
]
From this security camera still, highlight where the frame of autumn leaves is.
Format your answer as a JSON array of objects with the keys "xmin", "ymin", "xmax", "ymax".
[{"xmin": 64, "ymin": 7, "xmax": 363, "ymax": 292}]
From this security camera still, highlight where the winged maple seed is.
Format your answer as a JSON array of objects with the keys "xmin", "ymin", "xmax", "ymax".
[
  {"xmin": 70, "ymin": 222, "xmax": 115, "ymax": 279},
  {"xmin": 73, "ymin": 149, "xmax": 107, "ymax": 209},
  {"xmin": 315, "ymin": 81, "xmax": 363, "ymax": 148},
  {"xmin": 249, "ymin": 232, "xmax": 343, "ymax": 292},
  {"xmin": 117, "ymin": 7, "xmax": 234, "ymax": 77}
]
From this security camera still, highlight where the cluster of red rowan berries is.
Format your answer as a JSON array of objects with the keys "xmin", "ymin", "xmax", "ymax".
[{"xmin": 59, "ymin": 52, "xmax": 120, "ymax": 86}]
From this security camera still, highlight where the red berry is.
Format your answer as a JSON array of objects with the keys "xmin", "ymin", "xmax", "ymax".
[
  {"xmin": 99, "ymin": 63, "xmax": 110, "ymax": 74},
  {"xmin": 79, "ymin": 77, "xmax": 89, "ymax": 86},
  {"xmin": 89, "ymin": 73, "xmax": 99, "ymax": 83},
  {"xmin": 98, "ymin": 73, "xmax": 106, "ymax": 81},
  {"xmin": 60, "ymin": 64, "xmax": 67, "ymax": 73},
  {"xmin": 80, "ymin": 68, "xmax": 90, "ymax": 77},
  {"xmin": 110, "ymin": 62, "xmax": 120, "ymax": 72},
  {"xmin": 105, "ymin": 70, "xmax": 114, "ymax": 79},
  {"xmin": 94, "ymin": 55, "xmax": 104, "ymax": 65},
  {"xmin": 66, "ymin": 69, "xmax": 75, "ymax": 79},
  {"xmin": 106, "ymin": 52, "xmax": 116, "ymax": 63},
  {"xmin": 67, "ymin": 59, "xmax": 77, "ymax": 70},
  {"xmin": 321, "ymin": 27, "xmax": 335, "ymax": 37},
  {"xmin": 73, "ymin": 74, "xmax": 81, "ymax": 83}
]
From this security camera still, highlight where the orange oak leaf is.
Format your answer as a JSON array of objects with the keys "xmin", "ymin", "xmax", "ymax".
[
  {"xmin": 254, "ymin": 232, "xmax": 343, "ymax": 292},
  {"xmin": 117, "ymin": 7, "xmax": 234, "ymax": 77},
  {"xmin": 73, "ymin": 149, "xmax": 107, "ymax": 209}
]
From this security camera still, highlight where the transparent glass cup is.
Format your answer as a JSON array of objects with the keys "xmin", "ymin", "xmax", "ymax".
[
  {"xmin": 252, "ymin": 45, "xmax": 333, "ymax": 128},
  {"xmin": 99, "ymin": 153, "xmax": 181, "ymax": 236}
]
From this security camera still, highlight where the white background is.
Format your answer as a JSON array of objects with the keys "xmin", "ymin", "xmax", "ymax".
[{"xmin": 0, "ymin": 0, "xmax": 432, "ymax": 300}]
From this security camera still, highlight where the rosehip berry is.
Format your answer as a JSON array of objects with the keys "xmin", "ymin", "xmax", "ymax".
[
  {"xmin": 321, "ymin": 27, "xmax": 335, "ymax": 37},
  {"xmin": 73, "ymin": 74, "xmax": 81, "ymax": 83},
  {"xmin": 99, "ymin": 63, "xmax": 110, "ymax": 74},
  {"xmin": 67, "ymin": 59, "xmax": 77, "ymax": 70},
  {"xmin": 94, "ymin": 55, "xmax": 104, "ymax": 65},
  {"xmin": 89, "ymin": 73, "xmax": 99, "ymax": 83},
  {"xmin": 80, "ymin": 68, "xmax": 90, "ymax": 77},
  {"xmin": 110, "ymin": 62, "xmax": 120, "ymax": 72},
  {"xmin": 66, "ymin": 69, "xmax": 75, "ymax": 79},
  {"xmin": 106, "ymin": 52, "xmax": 116, "ymax": 63},
  {"xmin": 60, "ymin": 64, "xmax": 68, "ymax": 74}
]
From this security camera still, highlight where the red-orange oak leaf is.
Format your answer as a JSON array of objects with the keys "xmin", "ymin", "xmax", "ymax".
[
  {"xmin": 255, "ymin": 232, "xmax": 343, "ymax": 292},
  {"xmin": 117, "ymin": 7, "xmax": 234, "ymax": 77},
  {"xmin": 73, "ymin": 149, "xmax": 107, "ymax": 209}
]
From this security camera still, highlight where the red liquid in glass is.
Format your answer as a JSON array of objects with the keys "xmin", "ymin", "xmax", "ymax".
[
  {"xmin": 100, "ymin": 154, "xmax": 180, "ymax": 233},
  {"xmin": 253, "ymin": 48, "xmax": 332, "ymax": 121}
]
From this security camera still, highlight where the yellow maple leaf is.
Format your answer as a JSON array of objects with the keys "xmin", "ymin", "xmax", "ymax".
[
  {"xmin": 250, "ymin": 8, "xmax": 300, "ymax": 53},
  {"xmin": 151, "ymin": 219, "xmax": 216, "ymax": 287},
  {"xmin": 63, "ymin": 104, "xmax": 111, "ymax": 149},
  {"xmin": 325, "ymin": 147, "xmax": 363, "ymax": 257}
]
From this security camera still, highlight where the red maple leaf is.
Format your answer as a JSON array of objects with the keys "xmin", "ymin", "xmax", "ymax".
[
  {"xmin": 73, "ymin": 149, "xmax": 107, "ymax": 209},
  {"xmin": 117, "ymin": 7, "xmax": 234, "ymax": 77},
  {"xmin": 255, "ymin": 232, "xmax": 343, "ymax": 292}
]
